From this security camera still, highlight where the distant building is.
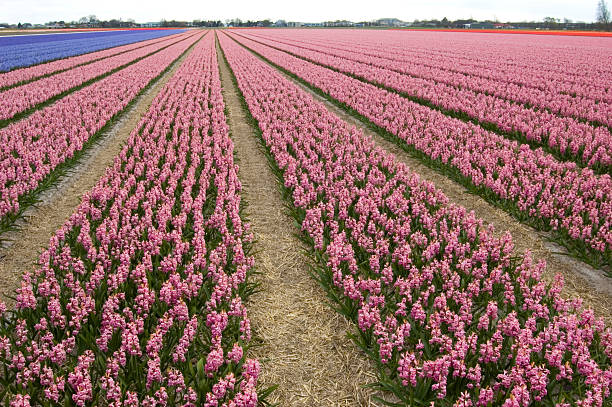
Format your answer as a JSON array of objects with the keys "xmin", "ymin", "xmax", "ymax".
[
  {"xmin": 466, "ymin": 22, "xmax": 495, "ymax": 29},
  {"xmin": 493, "ymin": 22, "xmax": 515, "ymax": 29},
  {"xmin": 324, "ymin": 20, "xmax": 355, "ymax": 27},
  {"xmin": 142, "ymin": 21, "xmax": 161, "ymax": 28},
  {"xmin": 287, "ymin": 21, "xmax": 303, "ymax": 27},
  {"xmin": 376, "ymin": 18, "xmax": 403, "ymax": 27},
  {"xmin": 274, "ymin": 20, "xmax": 287, "ymax": 27}
]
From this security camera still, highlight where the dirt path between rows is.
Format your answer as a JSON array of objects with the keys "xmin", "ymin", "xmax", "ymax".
[
  {"xmin": 251, "ymin": 50, "xmax": 612, "ymax": 326},
  {"xmin": 216, "ymin": 37, "xmax": 388, "ymax": 406},
  {"xmin": 0, "ymin": 43, "xmax": 196, "ymax": 306}
]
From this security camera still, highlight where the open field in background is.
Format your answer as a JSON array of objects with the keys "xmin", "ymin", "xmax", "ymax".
[
  {"xmin": 0, "ymin": 27, "xmax": 609, "ymax": 405},
  {"xmin": 389, "ymin": 28, "xmax": 612, "ymax": 36},
  {"xmin": 0, "ymin": 29, "xmax": 184, "ymax": 37},
  {"xmin": 0, "ymin": 28, "xmax": 189, "ymax": 33},
  {"xmin": 229, "ymin": 26, "xmax": 612, "ymax": 37}
]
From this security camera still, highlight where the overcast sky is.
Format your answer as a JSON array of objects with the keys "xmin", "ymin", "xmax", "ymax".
[{"xmin": 0, "ymin": 0, "xmax": 602, "ymax": 24}]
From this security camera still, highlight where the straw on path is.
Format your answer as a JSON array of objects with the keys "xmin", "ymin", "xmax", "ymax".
[
  {"xmin": 216, "ymin": 36, "xmax": 387, "ymax": 406},
  {"xmin": 241, "ymin": 42, "xmax": 612, "ymax": 326},
  {"xmin": 0, "ymin": 39, "xmax": 198, "ymax": 306}
]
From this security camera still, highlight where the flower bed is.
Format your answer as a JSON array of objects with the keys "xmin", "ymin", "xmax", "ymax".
[
  {"xmin": 0, "ymin": 32, "xmax": 202, "ymax": 238},
  {"xmin": 0, "ymin": 31, "xmax": 186, "ymax": 91},
  {"xmin": 219, "ymin": 30, "xmax": 611, "ymax": 406},
  {"xmin": 0, "ymin": 32, "xmax": 197, "ymax": 122},
  {"xmin": 0, "ymin": 32, "xmax": 261, "ymax": 406},
  {"xmin": 227, "ymin": 32, "xmax": 612, "ymax": 272},
  {"xmin": 239, "ymin": 29, "xmax": 612, "ymax": 126},
  {"xmin": 234, "ymin": 31, "xmax": 612, "ymax": 173},
  {"xmin": 0, "ymin": 29, "xmax": 187, "ymax": 72}
]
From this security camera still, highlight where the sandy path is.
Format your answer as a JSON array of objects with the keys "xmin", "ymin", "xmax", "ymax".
[
  {"xmin": 240, "ymin": 43, "xmax": 612, "ymax": 326},
  {"xmin": 0, "ymin": 39, "xmax": 198, "ymax": 305},
  {"xmin": 216, "ymin": 35, "xmax": 388, "ymax": 406}
]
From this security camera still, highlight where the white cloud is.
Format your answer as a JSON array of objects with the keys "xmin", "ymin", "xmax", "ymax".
[{"xmin": 0, "ymin": 0, "xmax": 601, "ymax": 24}]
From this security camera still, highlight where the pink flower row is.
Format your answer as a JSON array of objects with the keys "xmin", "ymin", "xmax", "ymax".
[
  {"xmin": 0, "ymin": 32, "xmax": 198, "ymax": 122},
  {"xmin": 0, "ymin": 33, "xmax": 202, "ymax": 226},
  {"xmin": 245, "ymin": 29, "xmax": 612, "ymax": 112},
  {"xmin": 1, "ymin": 32, "xmax": 259, "ymax": 406},
  {"xmin": 237, "ymin": 31, "xmax": 612, "ymax": 171},
  {"xmin": 228, "ymin": 32, "xmax": 612, "ymax": 268},
  {"xmin": 0, "ymin": 32, "xmax": 186, "ymax": 90},
  {"xmin": 258, "ymin": 30, "xmax": 612, "ymax": 102},
  {"xmin": 219, "ymin": 31, "xmax": 611, "ymax": 407}
]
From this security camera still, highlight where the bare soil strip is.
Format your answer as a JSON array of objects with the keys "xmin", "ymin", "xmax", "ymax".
[
  {"xmin": 216, "ymin": 38, "xmax": 387, "ymax": 406},
  {"xmin": 252, "ymin": 49, "xmax": 612, "ymax": 326},
  {"xmin": 0, "ymin": 42, "xmax": 196, "ymax": 305}
]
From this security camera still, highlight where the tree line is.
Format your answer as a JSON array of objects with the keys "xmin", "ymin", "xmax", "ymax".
[{"xmin": 2, "ymin": 1, "xmax": 609, "ymax": 31}]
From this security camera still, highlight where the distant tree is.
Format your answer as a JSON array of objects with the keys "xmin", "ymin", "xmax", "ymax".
[
  {"xmin": 107, "ymin": 19, "xmax": 121, "ymax": 27},
  {"xmin": 17, "ymin": 22, "xmax": 22, "ymax": 29},
  {"xmin": 196, "ymin": 20, "xmax": 222, "ymax": 27},
  {"xmin": 78, "ymin": 16, "xmax": 88, "ymax": 25},
  {"xmin": 543, "ymin": 16, "xmax": 560, "ymax": 29},
  {"xmin": 452, "ymin": 18, "xmax": 476, "ymax": 28},
  {"xmin": 161, "ymin": 19, "xmax": 187, "ymax": 27},
  {"xmin": 597, "ymin": 0, "xmax": 610, "ymax": 28}
]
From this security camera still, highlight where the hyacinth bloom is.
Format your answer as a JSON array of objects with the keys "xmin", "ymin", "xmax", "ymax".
[
  {"xmin": 0, "ymin": 29, "xmax": 187, "ymax": 73},
  {"xmin": 0, "ymin": 32, "xmax": 199, "ymax": 122},
  {"xmin": 0, "ymin": 33, "xmax": 259, "ymax": 405},
  {"xmin": 226, "ymin": 32, "xmax": 612, "ymax": 270},
  {"xmin": 0, "ymin": 32, "xmax": 201, "ymax": 234},
  {"xmin": 234, "ymin": 30, "xmax": 612, "ymax": 172},
  {"xmin": 237, "ymin": 29, "xmax": 612, "ymax": 127},
  {"xmin": 0, "ymin": 32, "xmax": 187, "ymax": 90},
  {"xmin": 218, "ymin": 31, "xmax": 611, "ymax": 406}
]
